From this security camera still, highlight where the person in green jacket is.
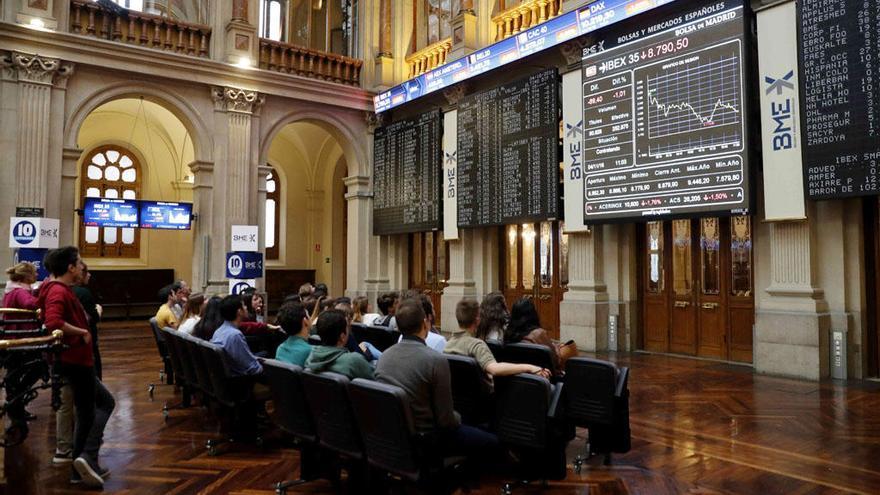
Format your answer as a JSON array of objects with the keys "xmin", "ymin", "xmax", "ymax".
[
  {"xmin": 274, "ymin": 301, "xmax": 312, "ymax": 367},
  {"xmin": 306, "ymin": 309, "xmax": 374, "ymax": 380}
]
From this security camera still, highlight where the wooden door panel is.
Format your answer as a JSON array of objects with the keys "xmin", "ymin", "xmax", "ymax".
[
  {"xmin": 728, "ymin": 302, "xmax": 754, "ymax": 363},
  {"xmin": 697, "ymin": 217, "xmax": 726, "ymax": 359},
  {"xmin": 644, "ymin": 297, "xmax": 669, "ymax": 352},
  {"xmin": 670, "ymin": 302, "xmax": 697, "ymax": 355},
  {"xmin": 698, "ymin": 301, "xmax": 725, "ymax": 358}
]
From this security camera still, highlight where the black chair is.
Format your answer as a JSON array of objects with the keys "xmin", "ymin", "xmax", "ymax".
[
  {"xmin": 159, "ymin": 328, "xmax": 190, "ymax": 417},
  {"xmin": 445, "ymin": 354, "xmax": 492, "ymax": 426},
  {"xmin": 350, "ymin": 323, "xmax": 398, "ymax": 352},
  {"xmin": 562, "ymin": 358, "xmax": 630, "ymax": 472},
  {"xmin": 263, "ymin": 359, "xmax": 323, "ymax": 494},
  {"xmin": 300, "ymin": 370, "xmax": 363, "ymax": 461},
  {"xmin": 348, "ymin": 378, "xmax": 465, "ymax": 492},
  {"xmin": 494, "ymin": 374, "xmax": 568, "ymax": 493},
  {"xmin": 486, "ymin": 339, "xmax": 504, "ymax": 361},
  {"xmin": 148, "ymin": 317, "xmax": 173, "ymax": 396},
  {"xmin": 501, "ymin": 342, "xmax": 556, "ymax": 376}
]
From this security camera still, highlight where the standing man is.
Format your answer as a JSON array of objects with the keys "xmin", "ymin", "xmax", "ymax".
[
  {"xmin": 38, "ymin": 247, "xmax": 115, "ymax": 488},
  {"xmin": 72, "ymin": 263, "xmax": 103, "ymax": 380}
]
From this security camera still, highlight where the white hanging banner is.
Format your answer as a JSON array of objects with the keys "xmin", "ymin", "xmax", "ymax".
[
  {"xmin": 8, "ymin": 217, "xmax": 59, "ymax": 249},
  {"xmin": 758, "ymin": 2, "xmax": 806, "ymax": 221},
  {"xmin": 562, "ymin": 70, "xmax": 590, "ymax": 233},
  {"xmin": 230, "ymin": 225, "xmax": 259, "ymax": 252},
  {"xmin": 442, "ymin": 110, "xmax": 459, "ymax": 240}
]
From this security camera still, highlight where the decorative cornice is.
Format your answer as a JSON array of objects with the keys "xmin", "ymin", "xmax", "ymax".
[
  {"xmin": 442, "ymin": 84, "xmax": 467, "ymax": 106},
  {"xmin": 1, "ymin": 50, "xmax": 74, "ymax": 86},
  {"xmin": 211, "ymin": 86, "xmax": 265, "ymax": 114},
  {"xmin": 365, "ymin": 111, "xmax": 384, "ymax": 134}
]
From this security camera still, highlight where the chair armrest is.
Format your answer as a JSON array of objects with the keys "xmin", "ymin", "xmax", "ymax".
[
  {"xmin": 548, "ymin": 382, "xmax": 564, "ymax": 419},
  {"xmin": 615, "ymin": 367, "xmax": 629, "ymax": 398}
]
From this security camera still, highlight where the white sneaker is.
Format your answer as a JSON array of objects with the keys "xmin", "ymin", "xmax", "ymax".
[
  {"xmin": 73, "ymin": 457, "xmax": 104, "ymax": 488},
  {"xmin": 52, "ymin": 450, "xmax": 72, "ymax": 465}
]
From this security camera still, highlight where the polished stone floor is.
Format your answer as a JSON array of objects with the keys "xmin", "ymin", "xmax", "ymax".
[{"xmin": 3, "ymin": 322, "xmax": 879, "ymax": 494}]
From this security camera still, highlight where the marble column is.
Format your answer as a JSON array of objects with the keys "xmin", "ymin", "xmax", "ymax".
[
  {"xmin": 559, "ymin": 228, "xmax": 610, "ymax": 351},
  {"xmin": 1, "ymin": 51, "xmax": 73, "ymax": 212},
  {"xmin": 441, "ymin": 229, "xmax": 479, "ymax": 333},
  {"xmin": 189, "ymin": 160, "xmax": 215, "ymax": 292},
  {"xmin": 255, "ymin": 164, "xmax": 272, "ymax": 291},
  {"xmin": 374, "ymin": 0, "xmax": 394, "ymax": 88},
  {"xmin": 344, "ymin": 175, "xmax": 373, "ymax": 298},
  {"xmin": 755, "ymin": 218, "xmax": 830, "ymax": 380},
  {"xmin": 60, "ymin": 147, "xmax": 83, "ymax": 246}
]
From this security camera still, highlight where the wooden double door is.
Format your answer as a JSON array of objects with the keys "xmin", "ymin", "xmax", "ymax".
[
  {"xmin": 640, "ymin": 217, "xmax": 754, "ymax": 363},
  {"xmin": 409, "ymin": 231, "xmax": 448, "ymax": 325},
  {"xmin": 501, "ymin": 222, "xmax": 569, "ymax": 340}
]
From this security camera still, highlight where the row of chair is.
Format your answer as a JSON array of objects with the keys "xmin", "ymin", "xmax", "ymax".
[{"xmin": 159, "ymin": 326, "xmax": 260, "ymax": 453}]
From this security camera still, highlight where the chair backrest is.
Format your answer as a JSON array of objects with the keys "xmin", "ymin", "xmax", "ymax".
[
  {"xmin": 486, "ymin": 339, "xmax": 504, "ymax": 360},
  {"xmin": 445, "ymin": 354, "xmax": 492, "ymax": 425},
  {"xmin": 501, "ymin": 342, "xmax": 556, "ymax": 375},
  {"xmin": 348, "ymin": 378, "xmax": 421, "ymax": 481},
  {"xmin": 350, "ymin": 323, "xmax": 397, "ymax": 352},
  {"xmin": 184, "ymin": 333, "xmax": 214, "ymax": 396},
  {"xmin": 160, "ymin": 328, "xmax": 185, "ymax": 386},
  {"xmin": 175, "ymin": 333, "xmax": 202, "ymax": 392},
  {"xmin": 262, "ymin": 359, "xmax": 317, "ymax": 443},
  {"xmin": 300, "ymin": 370, "xmax": 363, "ymax": 459},
  {"xmin": 196, "ymin": 339, "xmax": 237, "ymax": 405},
  {"xmin": 494, "ymin": 374, "xmax": 552, "ymax": 450},
  {"xmin": 562, "ymin": 357, "xmax": 618, "ymax": 425},
  {"xmin": 149, "ymin": 317, "xmax": 169, "ymax": 359}
]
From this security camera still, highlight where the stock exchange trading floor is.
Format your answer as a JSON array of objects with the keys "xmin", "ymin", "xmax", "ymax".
[{"xmin": 3, "ymin": 323, "xmax": 880, "ymax": 494}]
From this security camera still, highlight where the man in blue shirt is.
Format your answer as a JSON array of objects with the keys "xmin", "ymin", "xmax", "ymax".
[{"xmin": 211, "ymin": 295, "xmax": 263, "ymax": 376}]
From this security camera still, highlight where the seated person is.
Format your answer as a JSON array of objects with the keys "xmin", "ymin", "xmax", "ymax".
[
  {"xmin": 475, "ymin": 292, "xmax": 509, "ymax": 342},
  {"xmin": 177, "ymin": 293, "xmax": 205, "ymax": 335},
  {"xmin": 335, "ymin": 301, "xmax": 382, "ymax": 363},
  {"xmin": 155, "ymin": 284, "xmax": 179, "ymax": 329},
  {"xmin": 354, "ymin": 296, "xmax": 381, "ymax": 326},
  {"xmin": 395, "ymin": 293, "xmax": 446, "ymax": 353},
  {"xmin": 305, "ymin": 309, "xmax": 374, "ymax": 380},
  {"xmin": 376, "ymin": 299, "xmax": 498, "ymax": 457},
  {"xmin": 374, "ymin": 292, "xmax": 398, "ymax": 327},
  {"xmin": 210, "ymin": 295, "xmax": 263, "ymax": 377},
  {"xmin": 505, "ymin": 298, "xmax": 575, "ymax": 373},
  {"xmin": 274, "ymin": 301, "xmax": 312, "ymax": 366},
  {"xmin": 445, "ymin": 298, "xmax": 549, "ymax": 390}
]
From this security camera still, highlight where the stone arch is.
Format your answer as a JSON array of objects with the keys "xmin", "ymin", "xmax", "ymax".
[
  {"xmin": 64, "ymin": 81, "xmax": 212, "ymax": 164},
  {"xmin": 259, "ymin": 109, "xmax": 367, "ymax": 180}
]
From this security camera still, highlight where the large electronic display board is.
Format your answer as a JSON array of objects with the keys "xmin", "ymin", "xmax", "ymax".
[
  {"xmin": 374, "ymin": 0, "xmax": 680, "ymax": 113},
  {"xmin": 83, "ymin": 198, "xmax": 139, "ymax": 228},
  {"xmin": 372, "ymin": 109, "xmax": 443, "ymax": 235},
  {"xmin": 798, "ymin": 0, "xmax": 880, "ymax": 199},
  {"xmin": 581, "ymin": 0, "xmax": 750, "ymax": 222},
  {"xmin": 139, "ymin": 201, "xmax": 193, "ymax": 230},
  {"xmin": 457, "ymin": 69, "xmax": 559, "ymax": 227}
]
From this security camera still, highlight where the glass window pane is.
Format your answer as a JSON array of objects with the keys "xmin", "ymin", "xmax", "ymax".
[
  {"xmin": 119, "ymin": 155, "xmax": 133, "ymax": 168},
  {"xmin": 559, "ymin": 222, "xmax": 569, "ymax": 288},
  {"xmin": 104, "ymin": 189, "xmax": 119, "ymax": 199},
  {"xmin": 522, "ymin": 224, "xmax": 536, "ymax": 290},
  {"xmin": 104, "ymin": 227, "xmax": 117, "ymax": 244},
  {"xmin": 647, "ymin": 222, "xmax": 664, "ymax": 293},
  {"xmin": 86, "ymin": 187, "xmax": 100, "ymax": 198},
  {"xmin": 265, "ymin": 199, "xmax": 276, "ymax": 248},
  {"xmin": 425, "ymin": 232, "xmax": 435, "ymax": 285},
  {"xmin": 104, "ymin": 166, "xmax": 120, "ymax": 181},
  {"xmin": 122, "ymin": 189, "xmax": 136, "ymax": 200},
  {"xmin": 121, "ymin": 168, "xmax": 137, "ymax": 182},
  {"xmin": 269, "ymin": 1, "xmax": 283, "ymax": 41},
  {"xmin": 87, "ymin": 165, "xmax": 103, "ymax": 180},
  {"xmin": 92, "ymin": 153, "xmax": 106, "ymax": 166},
  {"xmin": 121, "ymin": 228, "xmax": 135, "ymax": 245},
  {"xmin": 539, "ymin": 222, "xmax": 553, "ymax": 288},
  {"xmin": 506, "ymin": 225, "xmax": 518, "ymax": 289},
  {"xmin": 701, "ymin": 218, "xmax": 721, "ymax": 295},
  {"xmin": 267, "ymin": 177, "xmax": 276, "ymax": 193},
  {"xmin": 105, "ymin": 149, "xmax": 120, "ymax": 163},
  {"xmin": 290, "ymin": 0, "xmax": 310, "ymax": 46},
  {"xmin": 731, "ymin": 216, "xmax": 752, "ymax": 297},
  {"xmin": 672, "ymin": 220, "xmax": 692, "ymax": 296},
  {"xmin": 85, "ymin": 226, "xmax": 99, "ymax": 244}
]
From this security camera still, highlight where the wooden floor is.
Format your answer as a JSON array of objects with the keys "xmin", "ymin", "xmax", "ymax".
[{"xmin": 3, "ymin": 323, "xmax": 880, "ymax": 494}]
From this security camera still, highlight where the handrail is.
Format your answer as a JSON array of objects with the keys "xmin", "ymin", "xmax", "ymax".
[
  {"xmin": 0, "ymin": 329, "xmax": 63, "ymax": 350},
  {"xmin": 405, "ymin": 37, "xmax": 453, "ymax": 79},
  {"xmin": 491, "ymin": 0, "xmax": 561, "ymax": 42},
  {"xmin": 258, "ymin": 38, "xmax": 363, "ymax": 87},
  {"xmin": 69, "ymin": 0, "xmax": 211, "ymax": 58}
]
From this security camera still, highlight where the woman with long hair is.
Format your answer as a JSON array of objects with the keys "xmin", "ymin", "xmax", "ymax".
[
  {"xmin": 505, "ymin": 298, "xmax": 562, "ymax": 371},
  {"xmin": 475, "ymin": 291, "xmax": 508, "ymax": 342},
  {"xmin": 352, "ymin": 296, "xmax": 369, "ymax": 323},
  {"xmin": 193, "ymin": 296, "xmax": 224, "ymax": 341},
  {"xmin": 177, "ymin": 293, "xmax": 206, "ymax": 335}
]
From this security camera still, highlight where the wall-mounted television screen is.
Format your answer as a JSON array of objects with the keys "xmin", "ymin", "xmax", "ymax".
[
  {"xmin": 82, "ymin": 198, "xmax": 139, "ymax": 228},
  {"xmin": 139, "ymin": 201, "xmax": 193, "ymax": 230}
]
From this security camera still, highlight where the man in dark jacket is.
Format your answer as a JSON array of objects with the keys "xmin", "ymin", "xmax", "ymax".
[
  {"xmin": 72, "ymin": 263, "xmax": 102, "ymax": 380},
  {"xmin": 38, "ymin": 247, "xmax": 115, "ymax": 488}
]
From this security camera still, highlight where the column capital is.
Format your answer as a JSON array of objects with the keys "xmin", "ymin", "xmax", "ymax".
[
  {"xmin": 1, "ymin": 51, "xmax": 74, "ymax": 87},
  {"xmin": 344, "ymin": 175, "xmax": 372, "ymax": 200},
  {"xmin": 211, "ymin": 86, "xmax": 265, "ymax": 114}
]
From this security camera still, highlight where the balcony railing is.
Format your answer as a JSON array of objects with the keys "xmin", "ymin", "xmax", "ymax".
[
  {"xmin": 405, "ymin": 38, "xmax": 453, "ymax": 79},
  {"xmin": 69, "ymin": 0, "xmax": 211, "ymax": 58},
  {"xmin": 258, "ymin": 39, "xmax": 363, "ymax": 87},
  {"xmin": 492, "ymin": 0, "xmax": 561, "ymax": 42}
]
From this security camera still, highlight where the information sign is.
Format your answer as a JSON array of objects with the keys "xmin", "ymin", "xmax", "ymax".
[
  {"xmin": 8, "ymin": 217, "xmax": 60, "ymax": 249},
  {"xmin": 231, "ymin": 225, "xmax": 259, "ymax": 252},
  {"xmin": 226, "ymin": 251, "xmax": 264, "ymax": 279},
  {"xmin": 82, "ymin": 198, "xmax": 139, "ymax": 228},
  {"xmin": 15, "ymin": 248, "xmax": 49, "ymax": 281},
  {"xmin": 229, "ymin": 279, "xmax": 256, "ymax": 295},
  {"xmin": 139, "ymin": 201, "xmax": 193, "ymax": 230}
]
